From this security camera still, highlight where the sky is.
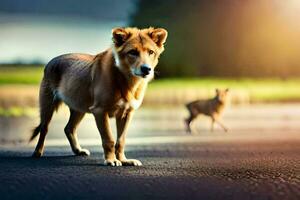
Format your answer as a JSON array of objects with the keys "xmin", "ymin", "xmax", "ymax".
[{"xmin": 0, "ymin": 0, "xmax": 136, "ymax": 64}]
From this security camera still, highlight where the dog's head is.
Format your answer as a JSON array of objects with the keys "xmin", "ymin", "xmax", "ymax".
[
  {"xmin": 215, "ymin": 88, "xmax": 230, "ymax": 103},
  {"xmin": 112, "ymin": 27, "xmax": 168, "ymax": 80}
]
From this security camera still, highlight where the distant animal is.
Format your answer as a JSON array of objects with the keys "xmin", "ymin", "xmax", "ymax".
[
  {"xmin": 185, "ymin": 88, "xmax": 229, "ymax": 133},
  {"xmin": 30, "ymin": 27, "xmax": 168, "ymax": 166}
]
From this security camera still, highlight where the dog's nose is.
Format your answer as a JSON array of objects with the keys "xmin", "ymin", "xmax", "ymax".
[{"xmin": 140, "ymin": 64, "xmax": 151, "ymax": 76}]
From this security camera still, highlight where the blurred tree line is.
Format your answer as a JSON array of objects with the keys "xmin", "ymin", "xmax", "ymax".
[{"xmin": 130, "ymin": 0, "xmax": 300, "ymax": 77}]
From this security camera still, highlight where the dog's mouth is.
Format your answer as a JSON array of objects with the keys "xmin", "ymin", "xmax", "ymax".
[{"xmin": 134, "ymin": 72, "xmax": 148, "ymax": 78}]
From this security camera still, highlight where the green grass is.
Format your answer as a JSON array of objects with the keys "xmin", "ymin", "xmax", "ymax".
[
  {"xmin": 148, "ymin": 78, "xmax": 300, "ymax": 102},
  {"xmin": 0, "ymin": 66, "xmax": 43, "ymax": 85},
  {"xmin": 0, "ymin": 107, "xmax": 36, "ymax": 117},
  {"xmin": 1, "ymin": 66, "xmax": 300, "ymax": 102}
]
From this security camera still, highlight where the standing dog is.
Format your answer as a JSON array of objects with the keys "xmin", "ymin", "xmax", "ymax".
[
  {"xmin": 185, "ymin": 88, "xmax": 229, "ymax": 133},
  {"xmin": 30, "ymin": 27, "xmax": 168, "ymax": 166}
]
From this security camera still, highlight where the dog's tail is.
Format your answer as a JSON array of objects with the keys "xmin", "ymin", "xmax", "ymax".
[{"xmin": 30, "ymin": 124, "xmax": 42, "ymax": 142}]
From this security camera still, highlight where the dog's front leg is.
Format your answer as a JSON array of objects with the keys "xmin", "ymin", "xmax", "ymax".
[
  {"xmin": 115, "ymin": 111, "xmax": 142, "ymax": 166},
  {"xmin": 216, "ymin": 119, "xmax": 228, "ymax": 132},
  {"xmin": 213, "ymin": 115, "xmax": 228, "ymax": 132},
  {"xmin": 93, "ymin": 111, "xmax": 122, "ymax": 166}
]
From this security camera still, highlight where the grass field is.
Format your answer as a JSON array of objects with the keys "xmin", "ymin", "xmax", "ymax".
[
  {"xmin": 149, "ymin": 78, "xmax": 300, "ymax": 103},
  {"xmin": 0, "ymin": 66, "xmax": 43, "ymax": 85},
  {"xmin": 1, "ymin": 66, "xmax": 300, "ymax": 104}
]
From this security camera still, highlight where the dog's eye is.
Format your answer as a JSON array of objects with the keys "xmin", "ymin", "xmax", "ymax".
[
  {"xmin": 148, "ymin": 50, "xmax": 155, "ymax": 55},
  {"xmin": 127, "ymin": 49, "xmax": 139, "ymax": 56}
]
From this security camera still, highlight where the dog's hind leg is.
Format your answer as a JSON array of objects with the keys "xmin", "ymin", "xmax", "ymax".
[
  {"xmin": 64, "ymin": 109, "xmax": 90, "ymax": 156},
  {"xmin": 185, "ymin": 109, "xmax": 198, "ymax": 134},
  {"xmin": 185, "ymin": 106, "xmax": 199, "ymax": 134},
  {"xmin": 32, "ymin": 81, "xmax": 60, "ymax": 157},
  {"xmin": 185, "ymin": 116, "xmax": 193, "ymax": 133}
]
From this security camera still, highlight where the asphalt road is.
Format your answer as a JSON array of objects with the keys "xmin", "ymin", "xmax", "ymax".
[
  {"xmin": 0, "ymin": 104, "xmax": 300, "ymax": 199},
  {"xmin": 0, "ymin": 139, "xmax": 299, "ymax": 200}
]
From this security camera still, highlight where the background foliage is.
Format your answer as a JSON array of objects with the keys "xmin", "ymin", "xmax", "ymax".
[{"xmin": 130, "ymin": 0, "xmax": 300, "ymax": 77}]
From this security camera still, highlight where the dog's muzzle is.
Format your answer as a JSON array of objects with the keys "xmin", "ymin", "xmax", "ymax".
[{"xmin": 140, "ymin": 64, "xmax": 151, "ymax": 77}]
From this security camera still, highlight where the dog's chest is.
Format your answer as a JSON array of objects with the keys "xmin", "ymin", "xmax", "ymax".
[
  {"xmin": 116, "ymin": 97, "xmax": 142, "ymax": 110},
  {"xmin": 107, "ymin": 98, "xmax": 142, "ymax": 117}
]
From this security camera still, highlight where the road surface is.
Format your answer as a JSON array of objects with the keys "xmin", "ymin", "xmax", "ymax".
[{"xmin": 0, "ymin": 104, "xmax": 299, "ymax": 199}]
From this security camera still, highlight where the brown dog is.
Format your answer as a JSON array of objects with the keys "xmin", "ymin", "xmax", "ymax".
[
  {"xmin": 185, "ymin": 88, "xmax": 229, "ymax": 133},
  {"xmin": 30, "ymin": 27, "xmax": 168, "ymax": 166}
]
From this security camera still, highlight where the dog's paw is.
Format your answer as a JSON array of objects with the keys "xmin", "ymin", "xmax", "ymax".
[
  {"xmin": 104, "ymin": 158, "xmax": 122, "ymax": 167},
  {"xmin": 120, "ymin": 159, "xmax": 142, "ymax": 166},
  {"xmin": 75, "ymin": 148, "xmax": 90, "ymax": 156}
]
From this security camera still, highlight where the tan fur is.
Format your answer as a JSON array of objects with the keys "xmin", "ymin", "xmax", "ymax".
[
  {"xmin": 30, "ymin": 27, "xmax": 168, "ymax": 166},
  {"xmin": 185, "ymin": 89, "xmax": 229, "ymax": 133}
]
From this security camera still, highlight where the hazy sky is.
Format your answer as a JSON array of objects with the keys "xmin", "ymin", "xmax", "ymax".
[
  {"xmin": 0, "ymin": 0, "xmax": 135, "ymax": 22},
  {"xmin": 0, "ymin": 0, "xmax": 136, "ymax": 63}
]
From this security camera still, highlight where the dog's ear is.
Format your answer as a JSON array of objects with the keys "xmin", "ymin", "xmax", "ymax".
[
  {"xmin": 112, "ymin": 28, "xmax": 131, "ymax": 47},
  {"xmin": 225, "ymin": 88, "xmax": 229, "ymax": 93},
  {"xmin": 148, "ymin": 28, "xmax": 168, "ymax": 47},
  {"xmin": 215, "ymin": 88, "xmax": 220, "ymax": 94}
]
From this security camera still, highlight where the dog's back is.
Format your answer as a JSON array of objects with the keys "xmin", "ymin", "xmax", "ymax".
[
  {"xmin": 43, "ymin": 53, "xmax": 95, "ymax": 89},
  {"xmin": 186, "ymin": 99, "xmax": 212, "ymax": 116}
]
